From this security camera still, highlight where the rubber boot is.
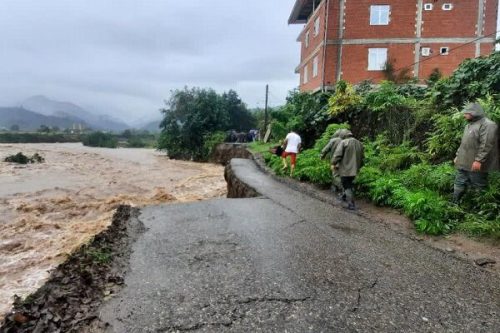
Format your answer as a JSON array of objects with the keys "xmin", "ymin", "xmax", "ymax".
[
  {"xmin": 452, "ymin": 186, "xmax": 465, "ymax": 204},
  {"xmin": 345, "ymin": 188, "xmax": 356, "ymax": 210}
]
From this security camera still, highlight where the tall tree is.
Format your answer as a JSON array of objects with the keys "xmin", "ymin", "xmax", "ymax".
[
  {"xmin": 158, "ymin": 87, "xmax": 231, "ymax": 161},
  {"xmin": 222, "ymin": 90, "xmax": 256, "ymax": 131}
]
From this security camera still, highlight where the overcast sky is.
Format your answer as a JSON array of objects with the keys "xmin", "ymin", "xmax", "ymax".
[
  {"xmin": 0, "ymin": 1, "xmax": 498, "ymax": 124},
  {"xmin": 0, "ymin": 0, "xmax": 302, "ymax": 123}
]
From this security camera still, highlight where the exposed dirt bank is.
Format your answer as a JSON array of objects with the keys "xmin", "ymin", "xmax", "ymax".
[
  {"xmin": 0, "ymin": 143, "xmax": 226, "ymax": 318},
  {"xmin": 1, "ymin": 205, "xmax": 142, "ymax": 332},
  {"xmin": 211, "ymin": 143, "xmax": 252, "ymax": 165}
]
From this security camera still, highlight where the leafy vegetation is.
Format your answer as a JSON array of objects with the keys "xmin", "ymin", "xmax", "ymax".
[
  {"xmin": 256, "ymin": 52, "xmax": 500, "ymax": 239},
  {"xmin": 4, "ymin": 152, "xmax": 45, "ymax": 164},
  {"xmin": 158, "ymin": 87, "xmax": 256, "ymax": 161},
  {"xmin": 82, "ymin": 131, "xmax": 118, "ymax": 148},
  {"xmin": 0, "ymin": 132, "xmax": 80, "ymax": 143}
]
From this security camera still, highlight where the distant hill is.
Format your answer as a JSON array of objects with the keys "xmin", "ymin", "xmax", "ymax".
[
  {"xmin": 141, "ymin": 120, "xmax": 162, "ymax": 133},
  {"xmin": 21, "ymin": 95, "xmax": 129, "ymax": 132},
  {"xmin": 0, "ymin": 107, "xmax": 87, "ymax": 131}
]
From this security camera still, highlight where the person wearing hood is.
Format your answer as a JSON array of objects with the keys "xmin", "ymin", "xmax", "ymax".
[
  {"xmin": 453, "ymin": 103, "xmax": 499, "ymax": 203},
  {"xmin": 332, "ymin": 130, "xmax": 364, "ymax": 210},
  {"xmin": 320, "ymin": 129, "xmax": 349, "ymax": 196}
]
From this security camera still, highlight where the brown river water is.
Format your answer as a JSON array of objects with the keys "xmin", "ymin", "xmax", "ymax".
[{"xmin": 0, "ymin": 143, "xmax": 227, "ymax": 317}]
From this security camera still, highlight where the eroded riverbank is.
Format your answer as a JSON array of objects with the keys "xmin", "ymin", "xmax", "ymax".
[{"xmin": 0, "ymin": 143, "xmax": 226, "ymax": 318}]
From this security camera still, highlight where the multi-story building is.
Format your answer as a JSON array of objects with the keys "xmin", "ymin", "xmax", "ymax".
[{"xmin": 289, "ymin": 0, "xmax": 499, "ymax": 92}]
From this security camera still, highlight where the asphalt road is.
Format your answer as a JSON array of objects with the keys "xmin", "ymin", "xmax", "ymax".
[{"xmin": 99, "ymin": 159, "xmax": 500, "ymax": 332}]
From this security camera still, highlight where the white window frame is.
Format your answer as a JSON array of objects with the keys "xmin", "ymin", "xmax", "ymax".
[
  {"xmin": 421, "ymin": 47, "xmax": 431, "ymax": 56},
  {"xmin": 313, "ymin": 16, "xmax": 320, "ymax": 36},
  {"xmin": 442, "ymin": 3, "xmax": 453, "ymax": 10},
  {"xmin": 368, "ymin": 48, "xmax": 388, "ymax": 71},
  {"xmin": 424, "ymin": 3, "xmax": 433, "ymax": 11},
  {"xmin": 370, "ymin": 5, "xmax": 390, "ymax": 25},
  {"xmin": 440, "ymin": 47, "xmax": 449, "ymax": 55},
  {"xmin": 305, "ymin": 30, "xmax": 310, "ymax": 48},
  {"xmin": 312, "ymin": 56, "xmax": 319, "ymax": 78},
  {"xmin": 303, "ymin": 65, "xmax": 309, "ymax": 84}
]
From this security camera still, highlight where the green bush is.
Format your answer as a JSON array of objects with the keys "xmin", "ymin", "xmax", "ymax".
[
  {"xmin": 293, "ymin": 150, "xmax": 332, "ymax": 186},
  {"xmin": 82, "ymin": 132, "xmax": 118, "ymax": 148},
  {"xmin": 313, "ymin": 123, "xmax": 350, "ymax": 151},
  {"xmin": 430, "ymin": 51, "xmax": 500, "ymax": 110},
  {"xmin": 4, "ymin": 152, "xmax": 45, "ymax": 164},
  {"xmin": 426, "ymin": 111, "xmax": 464, "ymax": 161},
  {"xmin": 203, "ymin": 131, "xmax": 226, "ymax": 160}
]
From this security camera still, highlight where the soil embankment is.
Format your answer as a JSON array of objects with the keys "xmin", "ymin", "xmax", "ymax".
[
  {"xmin": 1, "ymin": 205, "xmax": 141, "ymax": 332},
  {"xmin": 211, "ymin": 143, "xmax": 252, "ymax": 165}
]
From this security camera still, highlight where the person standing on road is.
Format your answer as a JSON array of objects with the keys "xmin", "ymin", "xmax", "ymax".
[
  {"xmin": 320, "ymin": 129, "xmax": 349, "ymax": 197},
  {"xmin": 453, "ymin": 103, "xmax": 499, "ymax": 203},
  {"xmin": 332, "ymin": 130, "xmax": 364, "ymax": 210},
  {"xmin": 281, "ymin": 130, "xmax": 302, "ymax": 177}
]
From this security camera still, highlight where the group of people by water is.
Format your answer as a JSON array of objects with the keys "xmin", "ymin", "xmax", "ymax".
[{"xmin": 273, "ymin": 102, "xmax": 499, "ymax": 211}]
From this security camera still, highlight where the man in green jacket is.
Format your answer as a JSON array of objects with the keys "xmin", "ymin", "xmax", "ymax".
[
  {"xmin": 453, "ymin": 103, "xmax": 499, "ymax": 203},
  {"xmin": 320, "ymin": 129, "xmax": 349, "ymax": 196},
  {"xmin": 333, "ymin": 130, "xmax": 364, "ymax": 210}
]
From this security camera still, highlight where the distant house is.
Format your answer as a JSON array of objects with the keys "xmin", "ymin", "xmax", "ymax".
[{"xmin": 289, "ymin": 0, "xmax": 499, "ymax": 91}]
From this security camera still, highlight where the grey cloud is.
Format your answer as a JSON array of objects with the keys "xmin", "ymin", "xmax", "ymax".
[{"xmin": 0, "ymin": 0, "xmax": 303, "ymax": 122}]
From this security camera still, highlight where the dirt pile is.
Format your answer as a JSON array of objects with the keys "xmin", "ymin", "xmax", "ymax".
[{"xmin": 1, "ymin": 205, "xmax": 142, "ymax": 333}]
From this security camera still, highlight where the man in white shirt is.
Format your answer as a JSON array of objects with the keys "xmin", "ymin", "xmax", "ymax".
[{"xmin": 281, "ymin": 131, "xmax": 302, "ymax": 176}]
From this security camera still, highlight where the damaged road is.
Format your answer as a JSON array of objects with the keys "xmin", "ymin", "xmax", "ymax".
[{"xmin": 97, "ymin": 159, "xmax": 499, "ymax": 332}]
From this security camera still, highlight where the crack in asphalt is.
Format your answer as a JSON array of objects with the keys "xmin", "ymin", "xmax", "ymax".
[
  {"xmin": 159, "ymin": 320, "xmax": 234, "ymax": 332},
  {"xmin": 286, "ymin": 219, "xmax": 308, "ymax": 230},
  {"xmin": 158, "ymin": 296, "xmax": 311, "ymax": 332},
  {"xmin": 352, "ymin": 278, "xmax": 379, "ymax": 312},
  {"xmin": 236, "ymin": 295, "xmax": 311, "ymax": 305}
]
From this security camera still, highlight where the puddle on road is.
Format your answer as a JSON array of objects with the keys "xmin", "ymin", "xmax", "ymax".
[{"xmin": 0, "ymin": 143, "xmax": 227, "ymax": 317}]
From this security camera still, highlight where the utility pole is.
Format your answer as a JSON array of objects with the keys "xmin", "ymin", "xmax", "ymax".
[{"xmin": 264, "ymin": 84, "xmax": 269, "ymax": 132}]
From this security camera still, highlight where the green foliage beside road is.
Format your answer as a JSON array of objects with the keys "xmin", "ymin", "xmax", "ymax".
[{"xmin": 255, "ymin": 52, "xmax": 500, "ymax": 239}]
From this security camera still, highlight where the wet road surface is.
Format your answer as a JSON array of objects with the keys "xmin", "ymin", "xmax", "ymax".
[{"xmin": 100, "ymin": 159, "xmax": 500, "ymax": 332}]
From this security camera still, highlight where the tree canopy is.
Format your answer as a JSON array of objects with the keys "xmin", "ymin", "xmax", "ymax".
[{"xmin": 158, "ymin": 87, "xmax": 255, "ymax": 161}]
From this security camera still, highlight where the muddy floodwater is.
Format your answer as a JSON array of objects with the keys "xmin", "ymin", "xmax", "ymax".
[{"xmin": 0, "ymin": 143, "xmax": 226, "ymax": 317}]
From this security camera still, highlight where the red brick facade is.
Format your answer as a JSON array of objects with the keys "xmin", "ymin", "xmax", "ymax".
[{"xmin": 289, "ymin": 0, "xmax": 499, "ymax": 92}]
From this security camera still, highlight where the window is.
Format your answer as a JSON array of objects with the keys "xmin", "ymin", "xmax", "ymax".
[
  {"xmin": 424, "ymin": 3, "xmax": 433, "ymax": 10},
  {"xmin": 368, "ymin": 48, "xmax": 388, "ymax": 71},
  {"xmin": 303, "ymin": 65, "xmax": 309, "ymax": 84},
  {"xmin": 313, "ymin": 56, "xmax": 319, "ymax": 77},
  {"xmin": 370, "ymin": 5, "xmax": 390, "ymax": 25},
  {"xmin": 421, "ymin": 47, "xmax": 431, "ymax": 56},
  {"xmin": 440, "ymin": 47, "xmax": 449, "ymax": 55},
  {"xmin": 442, "ymin": 3, "xmax": 453, "ymax": 10},
  {"xmin": 305, "ymin": 30, "xmax": 310, "ymax": 48},
  {"xmin": 313, "ymin": 16, "xmax": 320, "ymax": 36}
]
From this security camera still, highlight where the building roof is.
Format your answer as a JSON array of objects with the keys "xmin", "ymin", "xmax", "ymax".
[{"xmin": 288, "ymin": 0, "xmax": 316, "ymax": 24}]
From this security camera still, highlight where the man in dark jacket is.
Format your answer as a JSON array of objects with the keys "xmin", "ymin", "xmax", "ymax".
[
  {"xmin": 320, "ymin": 129, "xmax": 349, "ymax": 196},
  {"xmin": 453, "ymin": 103, "xmax": 499, "ymax": 203},
  {"xmin": 332, "ymin": 130, "xmax": 364, "ymax": 210}
]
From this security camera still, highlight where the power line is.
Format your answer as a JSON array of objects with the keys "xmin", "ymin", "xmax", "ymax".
[{"xmin": 393, "ymin": 30, "xmax": 500, "ymax": 74}]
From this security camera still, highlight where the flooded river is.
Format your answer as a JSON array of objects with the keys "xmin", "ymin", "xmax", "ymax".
[{"xmin": 0, "ymin": 143, "xmax": 226, "ymax": 317}]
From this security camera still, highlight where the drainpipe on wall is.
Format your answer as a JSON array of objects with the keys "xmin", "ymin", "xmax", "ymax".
[
  {"xmin": 414, "ymin": 0, "xmax": 423, "ymax": 80},
  {"xmin": 476, "ymin": 0, "xmax": 485, "ymax": 57},
  {"xmin": 321, "ymin": 0, "xmax": 330, "ymax": 92},
  {"xmin": 336, "ymin": 0, "xmax": 345, "ymax": 83}
]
